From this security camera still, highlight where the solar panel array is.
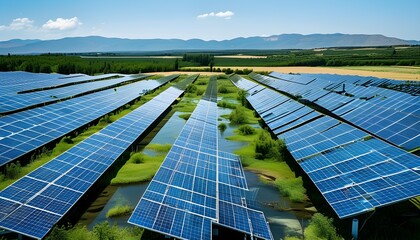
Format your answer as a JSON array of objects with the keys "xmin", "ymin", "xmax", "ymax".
[
  {"xmin": 129, "ymin": 78, "xmax": 272, "ymax": 240},
  {"xmin": 230, "ymin": 75, "xmax": 420, "ymax": 219},
  {"xmin": 0, "ymin": 74, "xmax": 179, "ymax": 167},
  {"xmin": 0, "ymin": 72, "xmax": 118, "ymax": 95},
  {"xmin": 249, "ymin": 72, "xmax": 420, "ymax": 150},
  {"xmin": 0, "ymin": 74, "xmax": 147, "ymax": 114},
  {"xmin": 0, "ymin": 75, "xmax": 195, "ymax": 239}
]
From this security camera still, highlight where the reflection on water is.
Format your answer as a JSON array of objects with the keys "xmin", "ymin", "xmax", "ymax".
[
  {"xmin": 88, "ymin": 108, "xmax": 304, "ymax": 239},
  {"xmin": 245, "ymin": 171, "xmax": 305, "ymax": 239},
  {"xmin": 88, "ymin": 183, "xmax": 148, "ymax": 229}
]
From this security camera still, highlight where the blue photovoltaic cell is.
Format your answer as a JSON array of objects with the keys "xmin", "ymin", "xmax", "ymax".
[
  {"xmin": 230, "ymin": 74, "xmax": 420, "ymax": 219},
  {"xmin": 0, "ymin": 77, "xmax": 194, "ymax": 239},
  {"xmin": 129, "ymin": 80, "xmax": 272, "ymax": 240},
  {"xmin": 0, "ymin": 74, "xmax": 148, "ymax": 114},
  {"xmin": 0, "ymin": 74, "xmax": 179, "ymax": 167},
  {"xmin": 249, "ymin": 72, "xmax": 419, "ymax": 150}
]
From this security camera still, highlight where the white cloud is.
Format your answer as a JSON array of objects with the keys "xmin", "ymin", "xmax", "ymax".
[
  {"xmin": 197, "ymin": 11, "xmax": 234, "ymax": 20},
  {"xmin": 42, "ymin": 17, "xmax": 81, "ymax": 30},
  {"xmin": 0, "ymin": 18, "xmax": 34, "ymax": 31}
]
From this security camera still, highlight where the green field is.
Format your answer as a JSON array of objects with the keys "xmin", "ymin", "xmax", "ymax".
[{"xmin": 1, "ymin": 46, "xmax": 419, "ymax": 75}]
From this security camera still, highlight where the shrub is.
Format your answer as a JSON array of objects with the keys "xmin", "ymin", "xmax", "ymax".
[
  {"xmin": 254, "ymin": 130, "xmax": 286, "ymax": 160},
  {"xmin": 237, "ymin": 89, "xmax": 249, "ymax": 106},
  {"xmin": 229, "ymin": 106, "xmax": 247, "ymax": 124},
  {"xmin": 196, "ymin": 89, "xmax": 204, "ymax": 96},
  {"xmin": 238, "ymin": 125, "xmax": 256, "ymax": 135},
  {"xmin": 45, "ymin": 225, "xmax": 68, "ymax": 240},
  {"xmin": 62, "ymin": 136, "xmax": 73, "ymax": 144},
  {"xmin": 5, "ymin": 161, "xmax": 21, "ymax": 179},
  {"xmin": 186, "ymin": 84, "xmax": 197, "ymax": 93},
  {"xmin": 93, "ymin": 222, "xmax": 117, "ymax": 240},
  {"xmin": 304, "ymin": 213, "xmax": 343, "ymax": 240},
  {"xmin": 218, "ymin": 123, "xmax": 227, "ymax": 133},
  {"xmin": 217, "ymin": 101, "xmax": 236, "ymax": 109},
  {"xmin": 218, "ymin": 85, "xmax": 228, "ymax": 93}
]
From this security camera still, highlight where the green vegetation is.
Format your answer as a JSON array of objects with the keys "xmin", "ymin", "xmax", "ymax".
[
  {"xmin": 218, "ymin": 123, "xmax": 227, "ymax": 133},
  {"xmin": 4, "ymin": 161, "xmax": 22, "ymax": 179},
  {"xmin": 178, "ymin": 113, "xmax": 191, "ymax": 120},
  {"xmin": 182, "ymin": 53, "xmax": 214, "ymax": 66},
  {"xmin": 225, "ymin": 106, "xmax": 258, "ymax": 125},
  {"xmin": 46, "ymin": 222, "xmax": 143, "ymax": 240},
  {"xmin": 110, "ymin": 144, "xmax": 171, "ymax": 184},
  {"xmin": 1, "ymin": 47, "xmax": 418, "ymax": 75},
  {"xmin": 185, "ymin": 83, "xmax": 198, "ymax": 93},
  {"xmin": 233, "ymin": 128, "xmax": 306, "ymax": 202},
  {"xmin": 0, "ymin": 75, "xmax": 179, "ymax": 190},
  {"xmin": 255, "ymin": 130, "xmax": 286, "ymax": 159},
  {"xmin": 237, "ymin": 89, "xmax": 249, "ymax": 107},
  {"xmin": 106, "ymin": 205, "xmax": 134, "ymax": 218},
  {"xmin": 237, "ymin": 124, "xmax": 256, "ymax": 135},
  {"xmin": 217, "ymin": 100, "xmax": 236, "ymax": 109},
  {"xmin": 275, "ymin": 177, "xmax": 307, "ymax": 203},
  {"xmin": 110, "ymin": 152, "xmax": 164, "ymax": 184},
  {"xmin": 303, "ymin": 213, "xmax": 343, "ymax": 240},
  {"xmin": 212, "ymin": 47, "xmax": 420, "ymax": 67}
]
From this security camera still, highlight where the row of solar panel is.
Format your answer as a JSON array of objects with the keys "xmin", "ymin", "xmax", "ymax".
[
  {"xmin": 250, "ymin": 72, "xmax": 419, "ymax": 150},
  {"xmin": 0, "ymin": 74, "xmax": 147, "ymax": 113},
  {"xmin": 0, "ymin": 72, "xmax": 118, "ymax": 95},
  {"xmin": 130, "ymin": 91, "xmax": 272, "ymax": 240},
  {"xmin": 269, "ymin": 71, "xmax": 419, "ymax": 95},
  {"xmin": 229, "ymin": 75, "xmax": 420, "ymax": 219},
  {"xmin": 0, "ymin": 75, "xmax": 179, "ymax": 167},
  {"xmin": 0, "ymin": 82, "xmax": 187, "ymax": 239}
]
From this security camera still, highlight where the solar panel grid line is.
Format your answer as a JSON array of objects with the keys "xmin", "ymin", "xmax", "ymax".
[
  {"xmin": 0, "ymin": 75, "xmax": 147, "ymax": 114},
  {"xmin": 0, "ymin": 75, "xmax": 179, "ymax": 167},
  {"xmin": 129, "ymin": 94, "xmax": 272, "ymax": 239},
  {"xmin": 0, "ymin": 83, "xmax": 187, "ymax": 239},
  {"xmin": 230, "ymin": 74, "xmax": 420, "ymax": 219}
]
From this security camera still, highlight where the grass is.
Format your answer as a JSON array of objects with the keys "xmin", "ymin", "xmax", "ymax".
[
  {"xmin": 221, "ymin": 108, "xmax": 259, "ymax": 125},
  {"xmin": 48, "ymin": 222, "xmax": 143, "ymax": 240},
  {"xmin": 106, "ymin": 205, "xmax": 134, "ymax": 218},
  {"xmin": 230, "ymin": 127, "xmax": 307, "ymax": 202},
  {"xmin": 110, "ymin": 144, "xmax": 171, "ymax": 185},
  {"xmin": 146, "ymin": 143, "xmax": 172, "ymax": 153},
  {"xmin": 0, "ymin": 76, "xmax": 181, "ymax": 191},
  {"xmin": 179, "ymin": 113, "xmax": 191, "ymax": 120},
  {"xmin": 173, "ymin": 98, "xmax": 198, "ymax": 112}
]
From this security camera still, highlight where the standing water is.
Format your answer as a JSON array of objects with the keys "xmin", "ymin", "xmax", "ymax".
[{"xmin": 84, "ymin": 107, "xmax": 305, "ymax": 239}]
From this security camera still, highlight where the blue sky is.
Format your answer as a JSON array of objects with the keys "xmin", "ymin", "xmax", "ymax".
[{"xmin": 0, "ymin": 0, "xmax": 419, "ymax": 41}]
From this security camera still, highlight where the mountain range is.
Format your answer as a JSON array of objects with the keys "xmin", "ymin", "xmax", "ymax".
[{"xmin": 0, "ymin": 34, "xmax": 418, "ymax": 54}]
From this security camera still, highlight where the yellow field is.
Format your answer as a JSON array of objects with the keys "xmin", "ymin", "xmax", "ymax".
[
  {"xmin": 158, "ymin": 66, "xmax": 420, "ymax": 80},
  {"xmin": 218, "ymin": 66, "xmax": 420, "ymax": 81}
]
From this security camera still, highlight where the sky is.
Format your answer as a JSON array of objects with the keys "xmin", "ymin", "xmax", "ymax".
[{"xmin": 0, "ymin": 0, "xmax": 419, "ymax": 41}]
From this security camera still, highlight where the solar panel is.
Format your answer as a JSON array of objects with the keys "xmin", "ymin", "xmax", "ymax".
[
  {"xmin": 229, "ymin": 74, "xmax": 420, "ymax": 219},
  {"xmin": 0, "ymin": 76, "xmax": 194, "ymax": 239},
  {"xmin": 0, "ymin": 74, "xmax": 147, "ymax": 114},
  {"xmin": 249, "ymin": 72, "xmax": 419, "ymax": 150},
  {"xmin": 0, "ymin": 72, "xmax": 119, "ymax": 96},
  {"xmin": 129, "ymin": 78, "xmax": 273, "ymax": 240},
  {"xmin": 0, "ymin": 74, "xmax": 179, "ymax": 167}
]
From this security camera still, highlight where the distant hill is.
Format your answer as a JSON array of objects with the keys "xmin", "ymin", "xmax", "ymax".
[{"xmin": 0, "ymin": 34, "xmax": 417, "ymax": 54}]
